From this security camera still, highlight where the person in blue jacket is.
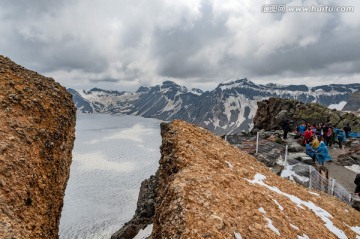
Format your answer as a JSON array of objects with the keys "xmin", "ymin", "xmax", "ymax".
[
  {"xmin": 316, "ymin": 141, "xmax": 331, "ymax": 165},
  {"xmin": 335, "ymin": 128, "xmax": 346, "ymax": 149},
  {"xmin": 306, "ymin": 143, "xmax": 316, "ymax": 163}
]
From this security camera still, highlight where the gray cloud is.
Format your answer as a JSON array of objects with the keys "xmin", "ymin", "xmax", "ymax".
[{"xmin": 0, "ymin": 0, "xmax": 359, "ymax": 90}]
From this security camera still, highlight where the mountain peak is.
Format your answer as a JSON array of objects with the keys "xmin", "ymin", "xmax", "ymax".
[
  {"xmin": 217, "ymin": 78, "xmax": 256, "ymax": 90},
  {"xmin": 160, "ymin": 80, "xmax": 188, "ymax": 92}
]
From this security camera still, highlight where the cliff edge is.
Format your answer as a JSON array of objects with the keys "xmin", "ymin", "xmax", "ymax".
[
  {"xmin": 133, "ymin": 120, "xmax": 360, "ymax": 238},
  {"xmin": 0, "ymin": 56, "xmax": 76, "ymax": 238},
  {"xmin": 113, "ymin": 120, "xmax": 360, "ymax": 238}
]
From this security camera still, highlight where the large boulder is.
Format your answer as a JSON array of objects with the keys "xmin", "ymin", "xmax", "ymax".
[
  {"xmin": 253, "ymin": 97, "xmax": 360, "ymax": 132},
  {"xmin": 0, "ymin": 56, "xmax": 76, "ymax": 238}
]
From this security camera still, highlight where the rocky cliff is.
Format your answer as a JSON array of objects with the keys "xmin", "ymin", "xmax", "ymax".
[
  {"xmin": 253, "ymin": 97, "xmax": 360, "ymax": 132},
  {"xmin": 115, "ymin": 120, "xmax": 360, "ymax": 238},
  {"xmin": 0, "ymin": 56, "xmax": 76, "ymax": 238},
  {"xmin": 343, "ymin": 91, "xmax": 360, "ymax": 112}
]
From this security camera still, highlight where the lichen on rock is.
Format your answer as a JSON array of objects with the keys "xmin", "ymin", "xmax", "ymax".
[
  {"xmin": 148, "ymin": 120, "xmax": 360, "ymax": 238},
  {"xmin": 0, "ymin": 55, "xmax": 76, "ymax": 239}
]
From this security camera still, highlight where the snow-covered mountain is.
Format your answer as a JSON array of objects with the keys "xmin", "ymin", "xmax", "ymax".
[{"xmin": 68, "ymin": 79, "xmax": 360, "ymax": 134}]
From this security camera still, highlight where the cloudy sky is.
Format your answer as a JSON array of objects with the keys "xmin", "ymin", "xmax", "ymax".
[{"xmin": 1, "ymin": 0, "xmax": 359, "ymax": 91}]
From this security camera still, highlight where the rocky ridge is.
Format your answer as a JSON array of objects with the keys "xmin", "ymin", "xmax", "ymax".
[
  {"xmin": 0, "ymin": 55, "xmax": 76, "ymax": 238},
  {"xmin": 69, "ymin": 79, "xmax": 360, "ymax": 134},
  {"xmin": 253, "ymin": 97, "xmax": 360, "ymax": 132},
  {"xmin": 343, "ymin": 91, "xmax": 360, "ymax": 112},
  {"xmin": 114, "ymin": 120, "xmax": 360, "ymax": 239}
]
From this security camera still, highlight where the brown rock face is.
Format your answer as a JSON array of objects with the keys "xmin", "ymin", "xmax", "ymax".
[
  {"xmin": 0, "ymin": 56, "xmax": 76, "ymax": 238},
  {"xmin": 253, "ymin": 97, "xmax": 360, "ymax": 131},
  {"xmin": 151, "ymin": 120, "xmax": 360, "ymax": 238}
]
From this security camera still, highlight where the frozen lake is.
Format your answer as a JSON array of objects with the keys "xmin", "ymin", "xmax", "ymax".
[{"xmin": 59, "ymin": 114, "xmax": 162, "ymax": 239}]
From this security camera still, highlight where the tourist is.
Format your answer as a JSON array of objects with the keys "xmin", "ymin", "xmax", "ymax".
[
  {"xmin": 344, "ymin": 123, "xmax": 352, "ymax": 138},
  {"xmin": 325, "ymin": 126, "xmax": 333, "ymax": 147},
  {"xmin": 315, "ymin": 141, "xmax": 331, "ymax": 166},
  {"xmin": 306, "ymin": 143, "xmax": 316, "ymax": 164},
  {"xmin": 335, "ymin": 128, "xmax": 346, "ymax": 149},
  {"xmin": 298, "ymin": 123, "xmax": 306, "ymax": 136},
  {"xmin": 311, "ymin": 135, "xmax": 320, "ymax": 149},
  {"xmin": 281, "ymin": 117, "xmax": 292, "ymax": 139},
  {"xmin": 304, "ymin": 127, "xmax": 313, "ymax": 145},
  {"xmin": 354, "ymin": 174, "xmax": 360, "ymax": 195}
]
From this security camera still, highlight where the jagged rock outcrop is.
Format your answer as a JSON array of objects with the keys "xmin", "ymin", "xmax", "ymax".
[
  {"xmin": 111, "ymin": 175, "xmax": 157, "ymax": 239},
  {"xmin": 0, "ymin": 56, "xmax": 76, "ymax": 238},
  {"xmin": 253, "ymin": 97, "xmax": 360, "ymax": 132},
  {"xmin": 139, "ymin": 120, "xmax": 360, "ymax": 238}
]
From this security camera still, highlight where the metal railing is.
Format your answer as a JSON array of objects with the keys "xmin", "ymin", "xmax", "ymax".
[{"xmin": 254, "ymin": 132, "xmax": 353, "ymax": 204}]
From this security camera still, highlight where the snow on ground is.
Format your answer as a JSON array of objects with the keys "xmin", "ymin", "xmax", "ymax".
[
  {"xmin": 345, "ymin": 164, "xmax": 360, "ymax": 174},
  {"xmin": 133, "ymin": 224, "xmax": 153, "ymax": 239},
  {"xmin": 247, "ymin": 173, "xmax": 348, "ymax": 239},
  {"xmin": 280, "ymin": 163, "xmax": 309, "ymax": 183},
  {"xmin": 59, "ymin": 114, "xmax": 162, "ymax": 239},
  {"xmin": 258, "ymin": 207, "xmax": 281, "ymax": 236}
]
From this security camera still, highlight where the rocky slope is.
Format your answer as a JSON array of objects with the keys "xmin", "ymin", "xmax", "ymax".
[
  {"xmin": 114, "ymin": 120, "xmax": 360, "ymax": 238},
  {"xmin": 69, "ymin": 79, "xmax": 360, "ymax": 134},
  {"xmin": 0, "ymin": 56, "xmax": 76, "ymax": 238},
  {"xmin": 253, "ymin": 97, "xmax": 360, "ymax": 132},
  {"xmin": 343, "ymin": 91, "xmax": 360, "ymax": 112}
]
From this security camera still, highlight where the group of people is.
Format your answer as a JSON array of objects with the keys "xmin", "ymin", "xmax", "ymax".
[
  {"xmin": 291, "ymin": 122, "xmax": 352, "ymax": 166},
  {"xmin": 296, "ymin": 122, "xmax": 351, "ymax": 149}
]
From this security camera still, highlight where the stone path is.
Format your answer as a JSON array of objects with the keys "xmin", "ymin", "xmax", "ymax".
[
  {"xmin": 325, "ymin": 146, "xmax": 358, "ymax": 193},
  {"xmin": 325, "ymin": 162, "xmax": 357, "ymax": 192}
]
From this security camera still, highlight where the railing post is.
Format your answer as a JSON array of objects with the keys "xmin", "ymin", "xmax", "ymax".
[
  {"xmin": 256, "ymin": 132, "xmax": 259, "ymax": 154},
  {"xmin": 309, "ymin": 166, "xmax": 312, "ymax": 189},
  {"xmin": 331, "ymin": 178, "xmax": 336, "ymax": 196}
]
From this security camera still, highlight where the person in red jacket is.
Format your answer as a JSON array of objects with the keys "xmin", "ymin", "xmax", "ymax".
[{"xmin": 304, "ymin": 127, "xmax": 313, "ymax": 145}]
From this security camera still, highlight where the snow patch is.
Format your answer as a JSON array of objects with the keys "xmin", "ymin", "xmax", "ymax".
[
  {"xmin": 258, "ymin": 207, "xmax": 266, "ymax": 214},
  {"xmin": 273, "ymin": 199, "xmax": 284, "ymax": 211},
  {"xmin": 264, "ymin": 217, "xmax": 281, "ymax": 236},
  {"xmin": 350, "ymin": 226, "xmax": 360, "ymax": 238},
  {"xmin": 309, "ymin": 191, "xmax": 320, "ymax": 197},
  {"xmin": 234, "ymin": 232, "xmax": 243, "ymax": 239},
  {"xmin": 298, "ymin": 234, "xmax": 310, "ymax": 239},
  {"xmin": 328, "ymin": 101, "xmax": 347, "ymax": 111},
  {"xmin": 280, "ymin": 163, "xmax": 309, "ymax": 183},
  {"xmin": 290, "ymin": 224, "xmax": 299, "ymax": 230},
  {"xmin": 345, "ymin": 164, "xmax": 360, "ymax": 174},
  {"xmin": 134, "ymin": 224, "xmax": 153, "ymax": 239},
  {"xmin": 258, "ymin": 207, "xmax": 281, "ymax": 236},
  {"xmin": 247, "ymin": 173, "xmax": 348, "ymax": 239},
  {"xmin": 225, "ymin": 161, "xmax": 234, "ymax": 169}
]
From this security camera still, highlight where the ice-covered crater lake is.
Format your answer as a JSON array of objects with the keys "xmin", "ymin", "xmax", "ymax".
[{"xmin": 59, "ymin": 113, "xmax": 162, "ymax": 239}]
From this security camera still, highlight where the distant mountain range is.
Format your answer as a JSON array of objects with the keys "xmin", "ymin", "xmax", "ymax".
[{"xmin": 68, "ymin": 79, "xmax": 360, "ymax": 134}]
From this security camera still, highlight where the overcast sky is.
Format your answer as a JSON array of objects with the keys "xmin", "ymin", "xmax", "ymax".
[{"xmin": 1, "ymin": 0, "xmax": 359, "ymax": 91}]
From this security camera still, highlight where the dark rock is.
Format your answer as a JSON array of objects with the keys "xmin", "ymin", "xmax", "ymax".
[{"xmin": 111, "ymin": 175, "xmax": 157, "ymax": 239}]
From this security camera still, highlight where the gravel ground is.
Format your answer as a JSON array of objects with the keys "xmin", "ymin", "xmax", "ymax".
[{"xmin": 325, "ymin": 146, "xmax": 357, "ymax": 193}]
